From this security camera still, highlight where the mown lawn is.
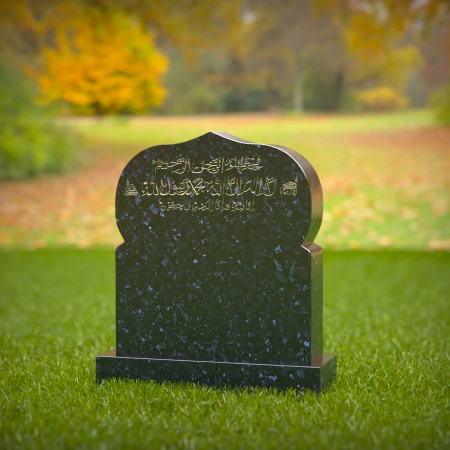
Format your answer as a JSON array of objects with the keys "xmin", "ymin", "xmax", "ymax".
[
  {"xmin": 1, "ymin": 249, "xmax": 448, "ymax": 449},
  {"xmin": 1, "ymin": 111, "xmax": 448, "ymax": 448},
  {"xmin": 65, "ymin": 109, "xmax": 434, "ymax": 146}
]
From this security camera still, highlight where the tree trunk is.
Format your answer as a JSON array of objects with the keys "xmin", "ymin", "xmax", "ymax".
[
  {"xmin": 331, "ymin": 71, "xmax": 345, "ymax": 111},
  {"xmin": 293, "ymin": 62, "xmax": 303, "ymax": 112},
  {"xmin": 93, "ymin": 101, "xmax": 104, "ymax": 117},
  {"xmin": 230, "ymin": 53, "xmax": 243, "ymax": 111},
  {"xmin": 264, "ymin": 73, "xmax": 281, "ymax": 111}
]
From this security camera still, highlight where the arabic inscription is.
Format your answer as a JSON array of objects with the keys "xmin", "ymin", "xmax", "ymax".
[{"xmin": 124, "ymin": 156, "xmax": 298, "ymax": 213}]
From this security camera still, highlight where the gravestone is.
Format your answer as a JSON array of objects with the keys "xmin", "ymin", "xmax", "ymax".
[{"xmin": 96, "ymin": 132, "xmax": 336, "ymax": 392}]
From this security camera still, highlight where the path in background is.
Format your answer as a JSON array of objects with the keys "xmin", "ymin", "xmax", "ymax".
[{"xmin": 1, "ymin": 111, "xmax": 449, "ymax": 250}]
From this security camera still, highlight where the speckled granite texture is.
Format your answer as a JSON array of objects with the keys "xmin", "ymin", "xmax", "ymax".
[
  {"xmin": 97, "ymin": 350, "xmax": 336, "ymax": 392},
  {"xmin": 97, "ymin": 132, "xmax": 336, "ymax": 392}
]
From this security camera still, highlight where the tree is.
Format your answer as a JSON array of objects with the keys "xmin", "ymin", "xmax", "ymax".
[
  {"xmin": 315, "ymin": 0, "xmax": 450, "ymax": 107},
  {"xmin": 8, "ymin": 2, "xmax": 168, "ymax": 115},
  {"xmin": 0, "ymin": 0, "xmax": 242, "ymax": 115},
  {"xmin": 0, "ymin": 61, "xmax": 81, "ymax": 179},
  {"xmin": 198, "ymin": 0, "xmax": 321, "ymax": 112},
  {"xmin": 226, "ymin": 0, "xmax": 448, "ymax": 112}
]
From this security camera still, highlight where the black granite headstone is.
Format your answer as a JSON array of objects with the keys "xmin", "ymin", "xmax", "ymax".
[{"xmin": 96, "ymin": 132, "xmax": 336, "ymax": 392}]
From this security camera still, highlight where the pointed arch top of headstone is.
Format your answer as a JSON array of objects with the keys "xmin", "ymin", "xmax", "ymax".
[{"xmin": 115, "ymin": 131, "xmax": 322, "ymax": 246}]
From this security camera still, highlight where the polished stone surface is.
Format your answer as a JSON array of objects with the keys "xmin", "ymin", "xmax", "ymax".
[
  {"xmin": 97, "ymin": 350, "xmax": 336, "ymax": 393},
  {"xmin": 97, "ymin": 132, "xmax": 336, "ymax": 391}
]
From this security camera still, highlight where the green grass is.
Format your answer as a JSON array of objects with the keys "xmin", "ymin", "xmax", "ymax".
[
  {"xmin": 1, "ymin": 249, "xmax": 449, "ymax": 449},
  {"xmin": 67, "ymin": 109, "xmax": 432, "ymax": 148}
]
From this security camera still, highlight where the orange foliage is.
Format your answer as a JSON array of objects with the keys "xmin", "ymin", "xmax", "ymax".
[{"xmin": 22, "ymin": 2, "xmax": 168, "ymax": 115}]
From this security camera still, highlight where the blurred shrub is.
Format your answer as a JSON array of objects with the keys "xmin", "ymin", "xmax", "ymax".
[
  {"xmin": 357, "ymin": 86, "xmax": 408, "ymax": 112},
  {"xmin": 429, "ymin": 84, "xmax": 450, "ymax": 126},
  {"xmin": 0, "ymin": 63, "xmax": 83, "ymax": 180},
  {"xmin": 222, "ymin": 88, "xmax": 265, "ymax": 113},
  {"xmin": 302, "ymin": 75, "xmax": 360, "ymax": 112},
  {"xmin": 184, "ymin": 85, "xmax": 222, "ymax": 114},
  {"xmin": 303, "ymin": 76, "xmax": 335, "ymax": 111},
  {"xmin": 340, "ymin": 91, "xmax": 362, "ymax": 113},
  {"xmin": 243, "ymin": 88, "xmax": 266, "ymax": 111},
  {"xmin": 163, "ymin": 84, "xmax": 222, "ymax": 115}
]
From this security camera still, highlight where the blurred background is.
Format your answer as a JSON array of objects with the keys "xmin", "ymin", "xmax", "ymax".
[{"xmin": 0, "ymin": 0, "xmax": 449, "ymax": 250}]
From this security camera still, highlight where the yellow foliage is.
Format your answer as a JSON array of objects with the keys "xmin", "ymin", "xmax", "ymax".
[
  {"xmin": 357, "ymin": 87, "xmax": 408, "ymax": 112},
  {"xmin": 23, "ymin": 2, "xmax": 168, "ymax": 115},
  {"xmin": 313, "ymin": 0, "xmax": 427, "ymax": 92},
  {"xmin": 343, "ymin": 7, "xmax": 423, "ymax": 91}
]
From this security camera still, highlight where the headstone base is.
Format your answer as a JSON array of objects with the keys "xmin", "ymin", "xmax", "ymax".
[{"xmin": 96, "ymin": 350, "xmax": 336, "ymax": 393}]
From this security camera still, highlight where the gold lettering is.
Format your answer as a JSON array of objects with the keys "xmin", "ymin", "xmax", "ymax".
[
  {"xmin": 280, "ymin": 177, "xmax": 298, "ymax": 196},
  {"xmin": 128, "ymin": 157, "xmax": 300, "ymax": 215},
  {"xmin": 124, "ymin": 179, "xmax": 138, "ymax": 197}
]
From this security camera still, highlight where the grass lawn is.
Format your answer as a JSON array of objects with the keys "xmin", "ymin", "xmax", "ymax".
[
  {"xmin": 2, "ymin": 110, "xmax": 448, "ymax": 250},
  {"xmin": 65, "ymin": 109, "xmax": 435, "ymax": 147},
  {"xmin": 1, "ymin": 249, "xmax": 448, "ymax": 449}
]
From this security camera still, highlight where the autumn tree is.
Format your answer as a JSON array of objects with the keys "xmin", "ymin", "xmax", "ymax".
[
  {"xmin": 243, "ymin": 0, "xmax": 337, "ymax": 111},
  {"xmin": 212, "ymin": 0, "xmax": 448, "ymax": 112},
  {"xmin": 1, "ymin": 1, "xmax": 169, "ymax": 115},
  {"xmin": 0, "ymin": 0, "xmax": 244, "ymax": 114},
  {"xmin": 2, "ymin": 0, "xmax": 447, "ymax": 114},
  {"xmin": 315, "ymin": 0, "xmax": 450, "ymax": 108}
]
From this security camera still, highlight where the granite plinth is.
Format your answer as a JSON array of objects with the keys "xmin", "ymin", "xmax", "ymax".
[{"xmin": 96, "ymin": 349, "xmax": 336, "ymax": 393}]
